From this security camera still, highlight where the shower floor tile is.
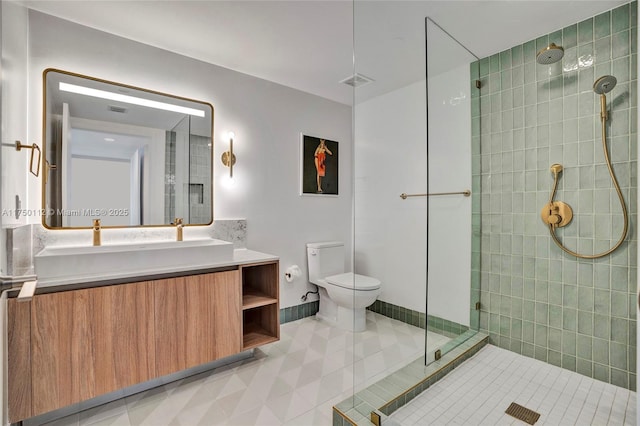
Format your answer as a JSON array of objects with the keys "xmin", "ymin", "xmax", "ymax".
[
  {"xmin": 33, "ymin": 311, "xmax": 449, "ymax": 426},
  {"xmin": 388, "ymin": 344, "xmax": 637, "ymax": 426}
]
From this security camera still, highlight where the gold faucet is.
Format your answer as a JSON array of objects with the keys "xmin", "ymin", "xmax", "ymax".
[
  {"xmin": 174, "ymin": 217, "xmax": 183, "ymax": 241},
  {"xmin": 92, "ymin": 219, "xmax": 101, "ymax": 246}
]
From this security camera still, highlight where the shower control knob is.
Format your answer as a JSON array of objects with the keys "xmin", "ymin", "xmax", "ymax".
[
  {"xmin": 548, "ymin": 214, "xmax": 562, "ymax": 225},
  {"xmin": 541, "ymin": 201, "xmax": 573, "ymax": 228}
]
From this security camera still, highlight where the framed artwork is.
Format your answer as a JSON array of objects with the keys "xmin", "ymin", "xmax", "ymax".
[{"xmin": 300, "ymin": 134, "xmax": 339, "ymax": 196}]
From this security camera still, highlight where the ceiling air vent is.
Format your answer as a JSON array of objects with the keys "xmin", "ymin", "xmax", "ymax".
[
  {"xmin": 340, "ymin": 73, "xmax": 374, "ymax": 87},
  {"xmin": 108, "ymin": 105, "xmax": 127, "ymax": 113}
]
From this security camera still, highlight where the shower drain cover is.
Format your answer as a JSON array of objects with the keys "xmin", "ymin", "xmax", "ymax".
[{"xmin": 505, "ymin": 402, "xmax": 540, "ymax": 424}]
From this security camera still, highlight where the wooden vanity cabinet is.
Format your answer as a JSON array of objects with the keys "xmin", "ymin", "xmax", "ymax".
[
  {"xmin": 7, "ymin": 261, "xmax": 279, "ymax": 423},
  {"xmin": 154, "ymin": 270, "xmax": 242, "ymax": 376}
]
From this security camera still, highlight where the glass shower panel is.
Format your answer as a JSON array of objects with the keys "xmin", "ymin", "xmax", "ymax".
[
  {"xmin": 350, "ymin": 2, "xmax": 481, "ymax": 406},
  {"xmin": 352, "ymin": 0, "xmax": 430, "ymax": 395},
  {"xmin": 424, "ymin": 18, "xmax": 480, "ymax": 362}
]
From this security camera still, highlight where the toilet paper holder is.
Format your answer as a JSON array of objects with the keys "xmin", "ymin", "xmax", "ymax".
[{"xmin": 284, "ymin": 265, "xmax": 301, "ymax": 282}]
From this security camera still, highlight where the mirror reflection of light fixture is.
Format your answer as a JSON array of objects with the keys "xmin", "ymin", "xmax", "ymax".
[
  {"xmin": 221, "ymin": 131, "xmax": 236, "ymax": 178},
  {"xmin": 59, "ymin": 82, "xmax": 206, "ymax": 117}
]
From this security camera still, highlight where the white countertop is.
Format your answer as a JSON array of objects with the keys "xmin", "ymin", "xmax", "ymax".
[{"xmin": 35, "ymin": 248, "xmax": 279, "ymax": 288}]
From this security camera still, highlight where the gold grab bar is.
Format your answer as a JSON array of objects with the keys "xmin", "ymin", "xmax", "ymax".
[{"xmin": 400, "ymin": 190, "xmax": 471, "ymax": 200}]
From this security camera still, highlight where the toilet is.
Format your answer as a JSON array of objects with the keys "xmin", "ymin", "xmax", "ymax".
[{"xmin": 306, "ymin": 241, "xmax": 381, "ymax": 332}]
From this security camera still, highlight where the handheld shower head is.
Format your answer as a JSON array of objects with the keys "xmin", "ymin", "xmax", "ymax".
[
  {"xmin": 593, "ymin": 75, "xmax": 617, "ymax": 94},
  {"xmin": 536, "ymin": 43, "xmax": 564, "ymax": 65},
  {"xmin": 594, "ymin": 75, "xmax": 617, "ymax": 121}
]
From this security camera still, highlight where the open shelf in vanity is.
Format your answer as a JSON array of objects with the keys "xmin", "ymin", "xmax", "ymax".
[{"xmin": 240, "ymin": 261, "xmax": 279, "ymax": 349}]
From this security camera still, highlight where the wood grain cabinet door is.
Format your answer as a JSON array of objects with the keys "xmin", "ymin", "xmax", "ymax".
[
  {"xmin": 154, "ymin": 270, "xmax": 241, "ymax": 377},
  {"xmin": 30, "ymin": 282, "xmax": 155, "ymax": 417}
]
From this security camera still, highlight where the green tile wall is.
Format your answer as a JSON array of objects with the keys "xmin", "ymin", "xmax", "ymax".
[
  {"xmin": 473, "ymin": 1, "xmax": 637, "ymax": 390},
  {"xmin": 280, "ymin": 300, "xmax": 319, "ymax": 324},
  {"xmin": 368, "ymin": 300, "xmax": 469, "ymax": 338}
]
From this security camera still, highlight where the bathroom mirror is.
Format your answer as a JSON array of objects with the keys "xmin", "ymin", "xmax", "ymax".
[{"xmin": 42, "ymin": 69, "xmax": 213, "ymax": 229}]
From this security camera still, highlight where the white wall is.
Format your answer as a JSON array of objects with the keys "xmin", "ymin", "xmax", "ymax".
[
  {"xmin": 25, "ymin": 11, "xmax": 353, "ymax": 308},
  {"xmin": 354, "ymin": 66, "xmax": 471, "ymax": 326},
  {"xmin": 1, "ymin": 1, "xmax": 29, "ymax": 251}
]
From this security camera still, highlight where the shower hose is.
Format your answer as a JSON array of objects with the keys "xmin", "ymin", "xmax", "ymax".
[{"xmin": 547, "ymin": 109, "xmax": 628, "ymax": 259}]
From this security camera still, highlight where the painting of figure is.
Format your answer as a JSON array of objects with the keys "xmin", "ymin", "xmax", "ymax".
[{"xmin": 301, "ymin": 134, "xmax": 338, "ymax": 196}]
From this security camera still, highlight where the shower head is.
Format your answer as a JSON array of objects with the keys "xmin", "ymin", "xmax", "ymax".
[
  {"xmin": 536, "ymin": 43, "xmax": 564, "ymax": 65},
  {"xmin": 593, "ymin": 75, "xmax": 617, "ymax": 94}
]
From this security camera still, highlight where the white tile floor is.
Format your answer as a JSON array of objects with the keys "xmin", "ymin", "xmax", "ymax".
[
  {"xmin": 37, "ymin": 312, "xmax": 449, "ymax": 426},
  {"xmin": 389, "ymin": 344, "xmax": 637, "ymax": 426}
]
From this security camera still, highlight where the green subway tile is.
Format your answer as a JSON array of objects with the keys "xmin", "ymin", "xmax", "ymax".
[
  {"xmin": 549, "ymin": 29, "xmax": 563, "ymax": 46},
  {"xmin": 536, "ymin": 34, "xmax": 549, "ymax": 52},
  {"xmin": 548, "ymin": 349, "xmax": 562, "ymax": 367},
  {"xmin": 611, "ymin": 368, "xmax": 629, "ymax": 388},
  {"xmin": 595, "ymin": 11, "xmax": 611, "ymax": 39},
  {"xmin": 612, "ymin": 29, "xmax": 630, "ymax": 58},
  {"xmin": 490, "ymin": 54, "xmax": 500, "ymax": 73},
  {"xmin": 594, "ymin": 363, "xmax": 610, "ymax": 382},
  {"xmin": 479, "ymin": 57, "xmax": 490, "ymax": 77},
  {"xmin": 593, "ymin": 338, "xmax": 610, "ymax": 364},
  {"xmin": 548, "ymin": 328, "xmax": 562, "ymax": 351},
  {"xmin": 549, "ymin": 305, "xmax": 562, "ymax": 329},
  {"xmin": 611, "ymin": 318, "xmax": 629, "ymax": 344},
  {"xmin": 577, "ymin": 334, "xmax": 593, "ymax": 361},
  {"xmin": 535, "ymin": 324, "xmax": 548, "ymax": 347},
  {"xmin": 578, "ymin": 311, "xmax": 594, "ymax": 335},
  {"xmin": 612, "ymin": 2, "xmax": 630, "ymax": 33},
  {"xmin": 500, "ymin": 49, "xmax": 512, "ymax": 70},
  {"xmin": 534, "ymin": 345, "xmax": 547, "ymax": 362},
  {"xmin": 595, "ymin": 36, "xmax": 612, "ymax": 64},
  {"xmin": 564, "ymin": 24, "xmax": 578, "ymax": 49},
  {"xmin": 594, "ymin": 289, "xmax": 611, "ymax": 316},
  {"xmin": 523, "ymin": 40, "xmax": 536, "ymax": 62},
  {"xmin": 612, "ymin": 291, "xmax": 629, "ymax": 318},
  {"xmin": 593, "ymin": 314, "xmax": 610, "ymax": 339},
  {"xmin": 563, "ymin": 354, "xmax": 577, "ymax": 371},
  {"xmin": 511, "ymin": 44, "xmax": 523, "ymax": 65},
  {"xmin": 522, "ymin": 342, "xmax": 535, "ymax": 358},
  {"xmin": 577, "ymin": 358, "xmax": 593, "ymax": 377},
  {"xmin": 578, "ymin": 18, "xmax": 594, "ymax": 44},
  {"xmin": 611, "ymin": 342, "xmax": 628, "ymax": 370},
  {"xmin": 563, "ymin": 330, "xmax": 577, "ymax": 356},
  {"xmin": 578, "ymin": 287, "xmax": 594, "ymax": 311}
]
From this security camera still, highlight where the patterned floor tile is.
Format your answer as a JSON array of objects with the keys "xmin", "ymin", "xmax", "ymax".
[{"xmin": 36, "ymin": 312, "xmax": 446, "ymax": 426}]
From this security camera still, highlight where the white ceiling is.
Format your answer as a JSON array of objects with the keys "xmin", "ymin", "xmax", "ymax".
[{"xmin": 21, "ymin": 0, "xmax": 629, "ymax": 105}]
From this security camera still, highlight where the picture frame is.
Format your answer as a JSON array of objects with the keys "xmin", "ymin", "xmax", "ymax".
[{"xmin": 300, "ymin": 134, "xmax": 339, "ymax": 196}]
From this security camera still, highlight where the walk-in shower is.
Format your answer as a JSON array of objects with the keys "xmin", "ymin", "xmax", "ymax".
[{"xmin": 541, "ymin": 75, "xmax": 628, "ymax": 258}]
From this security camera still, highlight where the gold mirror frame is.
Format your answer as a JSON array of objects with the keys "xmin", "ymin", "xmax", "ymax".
[{"xmin": 41, "ymin": 68, "xmax": 214, "ymax": 229}]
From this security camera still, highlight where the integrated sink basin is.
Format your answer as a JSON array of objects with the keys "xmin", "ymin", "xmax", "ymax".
[{"xmin": 35, "ymin": 238, "xmax": 234, "ymax": 283}]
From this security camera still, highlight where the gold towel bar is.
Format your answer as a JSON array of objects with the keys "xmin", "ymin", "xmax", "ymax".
[{"xmin": 400, "ymin": 190, "xmax": 471, "ymax": 199}]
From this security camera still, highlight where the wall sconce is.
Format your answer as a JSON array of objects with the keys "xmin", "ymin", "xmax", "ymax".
[{"xmin": 221, "ymin": 131, "xmax": 236, "ymax": 178}]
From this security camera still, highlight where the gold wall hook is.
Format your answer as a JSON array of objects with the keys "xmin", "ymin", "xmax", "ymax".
[{"xmin": 15, "ymin": 141, "xmax": 42, "ymax": 177}]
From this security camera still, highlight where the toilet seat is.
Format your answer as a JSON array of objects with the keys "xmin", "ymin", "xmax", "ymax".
[{"xmin": 325, "ymin": 272, "xmax": 380, "ymax": 291}]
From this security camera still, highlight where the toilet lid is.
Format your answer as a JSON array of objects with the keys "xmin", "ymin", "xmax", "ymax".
[{"xmin": 325, "ymin": 272, "xmax": 380, "ymax": 290}]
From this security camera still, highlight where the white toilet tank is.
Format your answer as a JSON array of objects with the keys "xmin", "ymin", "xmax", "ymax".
[{"xmin": 306, "ymin": 241, "xmax": 345, "ymax": 284}]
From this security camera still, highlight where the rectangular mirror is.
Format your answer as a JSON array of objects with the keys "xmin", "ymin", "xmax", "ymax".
[{"xmin": 42, "ymin": 69, "xmax": 213, "ymax": 228}]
